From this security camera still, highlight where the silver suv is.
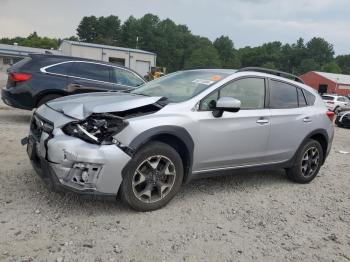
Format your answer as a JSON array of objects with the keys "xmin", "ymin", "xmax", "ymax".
[{"xmin": 23, "ymin": 68, "xmax": 334, "ymax": 211}]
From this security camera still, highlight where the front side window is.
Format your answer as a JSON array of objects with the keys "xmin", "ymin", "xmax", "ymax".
[
  {"xmin": 69, "ymin": 62, "xmax": 110, "ymax": 82},
  {"xmin": 269, "ymin": 80, "xmax": 298, "ymax": 109},
  {"xmin": 199, "ymin": 78, "xmax": 265, "ymax": 110},
  {"xmin": 113, "ymin": 68, "xmax": 144, "ymax": 87}
]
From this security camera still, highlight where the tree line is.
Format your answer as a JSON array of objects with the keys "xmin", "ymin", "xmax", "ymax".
[{"xmin": 1, "ymin": 14, "xmax": 350, "ymax": 75}]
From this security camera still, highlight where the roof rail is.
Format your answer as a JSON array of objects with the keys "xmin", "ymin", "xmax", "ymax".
[{"xmin": 237, "ymin": 67, "xmax": 305, "ymax": 84}]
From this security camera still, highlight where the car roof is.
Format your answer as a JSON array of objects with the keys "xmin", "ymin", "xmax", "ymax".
[
  {"xmin": 184, "ymin": 69, "xmax": 237, "ymax": 75},
  {"xmin": 30, "ymin": 54, "xmax": 144, "ymax": 78}
]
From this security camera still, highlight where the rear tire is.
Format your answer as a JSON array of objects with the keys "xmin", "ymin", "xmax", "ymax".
[
  {"xmin": 120, "ymin": 141, "xmax": 183, "ymax": 212},
  {"xmin": 37, "ymin": 94, "xmax": 62, "ymax": 107},
  {"xmin": 286, "ymin": 139, "xmax": 323, "ymax": 184}
]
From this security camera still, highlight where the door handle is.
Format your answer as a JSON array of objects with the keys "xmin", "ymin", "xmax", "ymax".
[
  {"xmin": 256, "ymin": 118, "xmax": 269, "ymax": 124},
  {"xmin": 303, "ymin": 117, "xmax": 312, "ymax": 123}
]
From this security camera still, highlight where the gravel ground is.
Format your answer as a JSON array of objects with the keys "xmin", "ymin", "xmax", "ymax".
[{"xmin": 0, "ymin": 100, "xmax": 349, "ymax": 262}]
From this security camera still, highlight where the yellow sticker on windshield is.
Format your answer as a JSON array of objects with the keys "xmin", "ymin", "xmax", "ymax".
[{"xmin": 211, "ymin": 75, "xmax": 222, "ymax": 81}]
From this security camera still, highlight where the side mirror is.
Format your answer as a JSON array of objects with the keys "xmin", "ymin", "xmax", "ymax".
[{"xmin": 213, "ymin": 97, "xmax": 241, "ymax": 118}]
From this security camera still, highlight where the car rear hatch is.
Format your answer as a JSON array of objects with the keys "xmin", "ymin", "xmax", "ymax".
[{"xmin": 6, "ymin": 57, "xmax": 33, "ymax": 88}]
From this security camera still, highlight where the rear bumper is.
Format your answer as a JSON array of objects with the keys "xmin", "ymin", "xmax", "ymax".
[{"xmin": 1, "ymin": 87, "xmax": 33, "ymax": 110}]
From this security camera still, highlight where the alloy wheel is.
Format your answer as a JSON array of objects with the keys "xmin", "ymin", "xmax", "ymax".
[
  {"xmin": 132, "ymin": 155, "xmax": 176, "ymax": 203},
  {"xmin": 301, "ymin": 147, "xmax": 320, "ymax": 177}
]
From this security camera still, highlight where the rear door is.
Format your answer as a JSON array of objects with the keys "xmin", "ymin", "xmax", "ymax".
[
  {"xmin": 267, "ymin": 79, "xmax": 315, "ymax": 162},
  {"xmin": 65, "ymin": 62, "xmax": 115, "ymax": 93}
]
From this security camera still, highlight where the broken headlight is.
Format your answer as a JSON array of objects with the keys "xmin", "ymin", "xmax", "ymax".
[{"xmin": 62, "ymin": 113, "xmax": 128, "ymax": 145}]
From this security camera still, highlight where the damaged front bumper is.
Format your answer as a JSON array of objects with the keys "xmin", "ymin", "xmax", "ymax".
[{"xmin": 25, "ymin": 107, "xmax": 131, "ymax": 196}]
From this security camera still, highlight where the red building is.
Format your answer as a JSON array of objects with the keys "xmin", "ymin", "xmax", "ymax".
[{"xmin": 299, "ymin": 71, "xmax": 350, "ymax": 96}]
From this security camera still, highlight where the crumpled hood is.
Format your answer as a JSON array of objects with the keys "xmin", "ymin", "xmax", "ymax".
[{"xmin": 46, "ymin": 92, "xmax": 163, "ymax": 120}]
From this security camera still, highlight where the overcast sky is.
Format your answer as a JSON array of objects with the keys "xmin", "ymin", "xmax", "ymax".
[{"xmin": 1, "ymin": 0, "xmax": 349, "ymax": 54}]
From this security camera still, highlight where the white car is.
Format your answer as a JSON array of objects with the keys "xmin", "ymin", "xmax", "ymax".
[{"xmin": 322, "ymin": 94, "xmax": 350, "ymax": 112}]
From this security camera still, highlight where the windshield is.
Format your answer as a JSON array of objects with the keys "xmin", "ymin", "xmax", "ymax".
[{"xmin": 131, "ymin": 70, "xmax": 230, "ymax": 102}]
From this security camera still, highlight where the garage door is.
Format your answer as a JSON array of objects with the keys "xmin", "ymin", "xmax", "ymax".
[{"xmin": 135, "ymin": 60, "xmax": 150, "ymax": 77}]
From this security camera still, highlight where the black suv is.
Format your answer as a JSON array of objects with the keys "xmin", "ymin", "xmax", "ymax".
[{"xmin": 1, "ymin": 54, "xmax": 146, "ymax": 110}]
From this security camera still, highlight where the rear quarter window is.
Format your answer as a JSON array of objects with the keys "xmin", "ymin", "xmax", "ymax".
[
  {"xmin": 45, "ymin": 62, "xmax": 72, "ymax": 75},
  {"xmin": 303, "ymin": 90, "xmax": 316, "ymax": 105}
]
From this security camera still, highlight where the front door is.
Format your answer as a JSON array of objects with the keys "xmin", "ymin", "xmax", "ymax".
[{"xmin": 193, "ymin": 77, "xmax": 271, "ymax": 172}]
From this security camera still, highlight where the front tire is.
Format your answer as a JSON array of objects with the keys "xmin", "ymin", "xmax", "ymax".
[
  {"xmin": 286, "ymin": 139, "xmax": 323, "ymax": 184},
  {"xmin": 120, "ymin": 141, "xmax": 183, "ymax": 212}
]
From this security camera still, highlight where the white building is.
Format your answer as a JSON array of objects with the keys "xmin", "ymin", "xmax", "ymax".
[{"xmin": 59, "ymin": 40, "xmax": 157, "ymax": 76}]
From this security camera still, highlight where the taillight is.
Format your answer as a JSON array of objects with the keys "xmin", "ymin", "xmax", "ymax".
[
  {"xmin": 326, "ymin": 111, "xmax": 335, "ymax": 121},
  {"xmin": 9, "ymin": 72, "xmax": 32, "ymax": 82}
]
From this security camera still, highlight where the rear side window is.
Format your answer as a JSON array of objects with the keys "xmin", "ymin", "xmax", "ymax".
[
  {"xmin": 46, "ymin": 62, "xmax": 72, "ymax": 75},
  {"xmin": 68, "ymin": 62, "xmax": 110, "ymax": 82},
  {"xmin": 269, "ymin": 80, "xmax": 298, "ymax": 109},
  {"xmin": 113, "ymin": 68, "xmax": 144, "ymax": 87},
  {"xmin": 297, "ymin": 88, "xmax": 307, "ymax": 107}
]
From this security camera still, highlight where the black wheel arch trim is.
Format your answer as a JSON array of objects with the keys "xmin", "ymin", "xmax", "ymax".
[
  {"xmin": 124, "ymin": 125, "xmax": 194, "ymax": 183},
  {"xmin": 290, "ymin": 128, "xmax": 329, "ymax": 167}
]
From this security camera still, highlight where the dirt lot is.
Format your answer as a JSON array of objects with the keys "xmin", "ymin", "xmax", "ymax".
[{"xmin": 0, "ymin": 100, "xmax": 349, "ymax": 262}]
